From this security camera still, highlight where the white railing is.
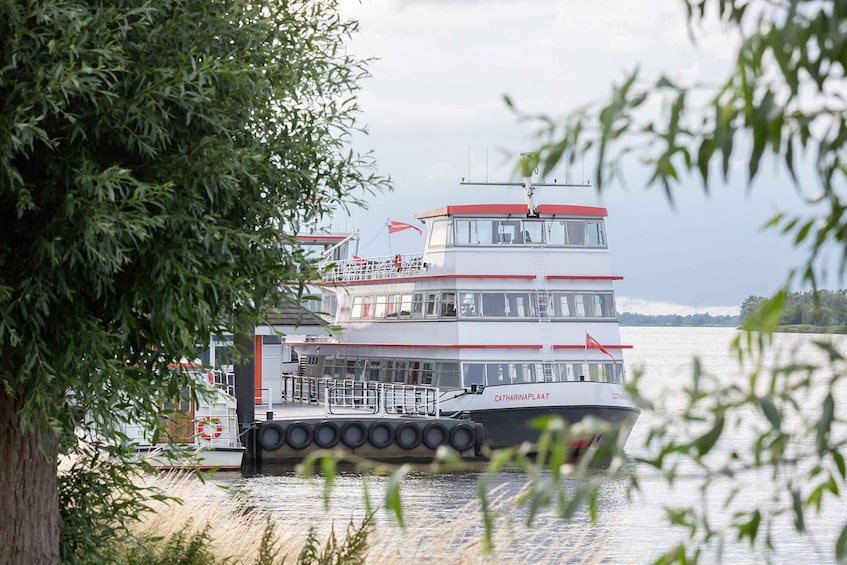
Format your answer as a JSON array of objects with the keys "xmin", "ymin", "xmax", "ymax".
[
  {"xmin": 321, "ymin": 254, "xmax": 426, "ymax": 283},
  {"xmin": 281, "ymin": 375, "xmax": 440, "ymax": 417}
]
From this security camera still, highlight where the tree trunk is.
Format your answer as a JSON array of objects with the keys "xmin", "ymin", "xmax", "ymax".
[{"xmin": 0, "ymin": 390, "xmax": 61, "ymax": 565}]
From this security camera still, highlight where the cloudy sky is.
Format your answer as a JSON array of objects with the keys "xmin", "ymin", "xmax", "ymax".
[{"xmin": 331, "ymin": 0, "xmax": 827, "ymax": 314}]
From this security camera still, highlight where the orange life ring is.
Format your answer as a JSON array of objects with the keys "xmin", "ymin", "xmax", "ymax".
[
  {"xmin": 198, "ymin": 416, "xmax": 223, "ymax": 441},
  {"xmin": 393, "ymin": 253, "xmax": 402, "ymax": 272}
]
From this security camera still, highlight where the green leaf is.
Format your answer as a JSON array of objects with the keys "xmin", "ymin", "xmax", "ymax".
[
  {"xmin": 837, "ymin": 523, "xmax": 847, "ymax": 562},
  {"xmin": 757, "ymin": 395, "xmax": 781, "ymax": 431},
  {"xmin": 695, "ymin": 415, "xmax": 724, "ymax": 457},
  {"xmin": 816, "ymin": 393, "xmax": 834, "ymax": 453}
]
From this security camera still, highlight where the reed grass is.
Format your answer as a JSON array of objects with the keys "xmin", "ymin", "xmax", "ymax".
[{"xmin": 119, "ymin": 471, "xmax": 610, "ymax": 564}]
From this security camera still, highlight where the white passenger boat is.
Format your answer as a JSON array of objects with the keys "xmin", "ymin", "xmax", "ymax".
[
  {"xmin": 119, "ymin": 366, "xmax": 245, "ymax": 471},
  {"xmin": 287, "ymin": 176, "xmax": 640, "ymax": 454}
]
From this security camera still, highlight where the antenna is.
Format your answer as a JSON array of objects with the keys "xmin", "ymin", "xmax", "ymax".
[{"xmin": 459, "ymin": 152, "xmax": 591, "ymax": 217}]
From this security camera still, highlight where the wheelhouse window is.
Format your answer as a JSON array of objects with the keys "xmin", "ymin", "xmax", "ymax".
[{"xmin": 449, "ymin": 217, "xmax": 606, "ymax": 248}]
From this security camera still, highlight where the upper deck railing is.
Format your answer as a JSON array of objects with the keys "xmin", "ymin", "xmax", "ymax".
[{"xmin": 321, "ymin": 254, "xmax": 426, "ymax": 283}]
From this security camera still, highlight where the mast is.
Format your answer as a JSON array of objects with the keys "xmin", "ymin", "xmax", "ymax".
[{"xmin": 459, "ymin": 153, "xmax": 590, "ymax": 217}]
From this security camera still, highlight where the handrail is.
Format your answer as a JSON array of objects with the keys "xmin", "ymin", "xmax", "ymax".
[
  {"xmin": 283, "ymin": 375, "xmax": 440, "ymax": 417},
  {"xmin": 322, "ymin": 253, "xmax": 426, "ymax": 283}
]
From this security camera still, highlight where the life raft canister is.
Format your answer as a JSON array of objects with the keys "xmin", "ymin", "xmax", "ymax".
[
  {"xmin": 393, "ymin": 253, "xmax": 402, "ymax": 272},
  {"xmin": 198, "ymin": 416, "xmax": 223, "ymax": 440}
]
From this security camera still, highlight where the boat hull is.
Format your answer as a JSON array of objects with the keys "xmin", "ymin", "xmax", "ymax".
[
  {"xmin": 439, "ymin": 380, "xmax": 640, "ymax": 452},
  {"xmin": 135, "ymin": 445, "xmax": 245, "ymax": 471}
]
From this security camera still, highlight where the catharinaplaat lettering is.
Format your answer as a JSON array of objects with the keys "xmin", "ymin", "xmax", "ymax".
[{"xmin": 494, "ymin": 392, "xmax": 551, "ymax": 402}]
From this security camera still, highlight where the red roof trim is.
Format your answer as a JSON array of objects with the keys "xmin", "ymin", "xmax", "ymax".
[
  {"xmin": 545, "ymin": 275, "xmax": 624, "ymax": 281},
  {"xmin": 416, "ymin": 204, "xmax": 607, "ymax": 219},
  {"xmin": 552, "ymin": 344, "xmax": 633, "ymax": 350},
  {"xmin": 295, "ymin": 234, "xmax": 354, "ymax": 242},
  {"xmin": 285, "ymin": 342, "xmax": 543, "ymax": 350},
  {"xmin": 320, "ymin": 274, "xmax": 537, "ymax": 286}
]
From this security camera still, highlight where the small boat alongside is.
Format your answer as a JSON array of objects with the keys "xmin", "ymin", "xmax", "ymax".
[{"xmin": 119, "ymin": 367, "xmax": 245, "ymax": 471}]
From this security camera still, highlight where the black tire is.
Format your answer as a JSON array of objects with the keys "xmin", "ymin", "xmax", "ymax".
[
  {"xmin": 257, "ymin": 422, "xmax": 286, "ymax": 451},
  {"xmin": 395, "ymin": 422, "xmax": 422, "ymax": 450},
  {"xmin": 473, "ymin": 422, "xmax": 487, "ymax": 455},
  {"xmin": 367, "ymin": 422, "xmax": 394, "ymax": 449},
  {"xmin": 449, "ymin": 423, "xmax": 475, "ymax": 452},
  {"xmin": 286, "ymin": 422, "xmax": 313, "ymax": 450},
  {"xmin": 313, "ymin": 421, "xmax": 340, "ymax": 449},
  {"xmin": 340, "ymin": 421, "xmax": 368, "ymax": 448},
  {"xmin": 422, "ymin": 421, "xmax": 449, "ymax": 450}
]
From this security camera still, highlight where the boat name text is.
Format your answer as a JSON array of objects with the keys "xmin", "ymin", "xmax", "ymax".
[
  {"xmin": 611, "ymin": 392, "xmax": 630, "ymax": 400},
  {"xmin": 494, "ymin": 392, "xmax": 551, "ymax": 402}
]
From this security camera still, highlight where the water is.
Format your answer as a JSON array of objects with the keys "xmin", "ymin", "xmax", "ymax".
[{"xmin": 213, "ymin": 327, "xmax": 847, "ymax": 564}]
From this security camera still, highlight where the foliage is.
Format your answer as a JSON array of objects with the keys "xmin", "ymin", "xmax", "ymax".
[
  {"xmin": 0, "ymin": 0, "xmax": 387, "ymax": 560},
  {"xmin": 292, "ymin": 515, "xmax": 373, "ymax": 565},
  {"xmin": 513, "ymin": 0, "xmax": 847, "ymax": 562},
  {"xmin": 619, "ymin": 312, "xmax": 740, "ymax": 327},
  {"xmin": 120, "ymin": 521, "xmax": 220, "ymax": 565},
  {"xmin": 741, "ymin": 289, "xmax": 847, "ymax": 328}
]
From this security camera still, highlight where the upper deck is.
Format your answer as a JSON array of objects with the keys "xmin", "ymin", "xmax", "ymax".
[{"xmin": 321, "ymin": 203, "xmax": 611, "ymax": 284}]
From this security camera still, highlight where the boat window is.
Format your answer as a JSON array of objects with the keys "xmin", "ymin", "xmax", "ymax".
[
  {"xmin": 435, "ymin": 362, "xmax": 461, "ymax": 389},
  {"xmin": 351, "ymin": 296, "xmax": 363, "ymax": 318},
  {"xmin": 575, "ymin": 294, "xmax": 587, "ymax": 317},
  {"xmin": 459, "ymin": 292, "xmax": 480, "ymax": 317},
  {"xmin": 441, "ymin": 292, "xmax": 457, "ymax": 317},
  {"xmin": 462, "ymin": 364, "xmax": 485, "ymax": 387},
  {"xmin": 476, "ymin": 220, "xmax": 494, "ymax": 245},
  {"xmin": 565, "ymin": 221, "xmax": 586, "ymax": 245},
  {"xmin": 374, "ymin": 295, "xmax": 387, "ymax": 318},
  {"xmin": 425, "ymin": 293, "xmax": 440, "ymax": 317},
  {"xmin": 485, "ymin": 363, "xmax": 507, "ymax": 384},
  {"xmin": 523, "ymin": 221, "xmax": 544, "ymax": 244},
  {"xmin": 366, "ymin": 360, "xmax": 380, "ymax": 381},
  {"xmin": 599, "ymin": 294, "xmax": 616, "ymax": 317},
  {"xmin": 587, "ymin": 221, "xmax": 605, "ymax": 246},
  {"xmin": 545, "ymin": 221, "xmax": 566, "ymax": 245},
  {"xmin": 380, "ymin": 360, "xmax": 395, "ymax": 383},
  {"xmin": 399, "ymin": 294, "xmax": 413, "ymax": 317},
  {"xmin": 455, "ymin": 219, "xmax": 478, "ymax": 245},
  {"xmin": 506, "ymin": 293, "xmax": 530, "ymax": 317},
  {"xmin": 361, "ymin": 296, "xmax": 374, "ymax": 318},
  {"xmin": 481, "ymin": 293, "xmax": 506, "ymax": 316},
  {"xmin": 429, "ymin": 219, "xmax": 449, "ymax": 248},
  {"xmin": 394, "ymin": 360, "xmax": 408, "ymax": 383},
  {"xmin": 496, "ymin": 220, "xmax": 521, "ymax": 244},
  {"xmin": 411, "ymin": 293, "xmax": 424, "ymax": 317},
  {"xmin": 420, "ymin": 362, "xmax": 434, "ymax": 385}
]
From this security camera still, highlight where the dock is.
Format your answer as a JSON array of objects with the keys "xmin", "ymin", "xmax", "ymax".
[{"xmin": 241, "ymin": 376, "xmax": 485, "ymax": 473}]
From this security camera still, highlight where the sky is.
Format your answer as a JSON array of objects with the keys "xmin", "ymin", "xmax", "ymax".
[{"xmin": 329, "ymin": 0, "xmax": 832, "ymax": 315}]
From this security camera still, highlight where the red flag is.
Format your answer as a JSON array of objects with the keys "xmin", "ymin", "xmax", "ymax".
[
  {"xmin": 352, "ymin": 255, "xmax": 367, "ymax": 264},
  {"xmin": 586, "ymin": 333, "xmax": 616, "ymax": 364},
  {"xmin": 388, "ymin": 220, "xmax": 422, "ymax": 235}
]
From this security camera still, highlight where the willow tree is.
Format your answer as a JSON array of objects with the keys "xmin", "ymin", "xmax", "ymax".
[
  {"xmin": 0, "ymin": 1, "xmax": 386, "ymax": 562},
  {"xmin": 520, "ymin": 0, "xmax": 847, "ymax": 561}
]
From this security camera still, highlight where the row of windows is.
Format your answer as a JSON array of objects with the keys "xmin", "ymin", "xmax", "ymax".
[
  {"xmin": 349, "ymin": 290, "xmax": 617, "ymax": 320},
  {"xmin": 428, "ymin": 218, "xmax": 606, "ymax": 248},
  {"xmin": 315, "ymin": 356, "xmax": 624, "ymax": 387}
]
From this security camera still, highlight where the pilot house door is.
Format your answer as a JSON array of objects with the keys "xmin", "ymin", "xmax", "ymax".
[{"xmin": 160, "ymin": 387, "xmax": 195, "ymax": 444}]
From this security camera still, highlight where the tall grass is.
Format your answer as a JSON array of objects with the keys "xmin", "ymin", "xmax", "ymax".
[{"xmin": 120, "ymin": 472, "xmax": 609, "ymax": 564}]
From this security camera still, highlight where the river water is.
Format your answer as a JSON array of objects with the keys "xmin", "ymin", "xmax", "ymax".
[{"xmin": 212, "ymin": 327, "xmax": 847, "ymax": 564}]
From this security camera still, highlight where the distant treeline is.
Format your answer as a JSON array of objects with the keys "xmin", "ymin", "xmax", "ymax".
[
  {"xmin": 740, "ymin": 289, "xmax": 847, "ymax": 327},
  {"xmin": 618, "ymin": 312, "xmax": 740, "ymax": 327}
]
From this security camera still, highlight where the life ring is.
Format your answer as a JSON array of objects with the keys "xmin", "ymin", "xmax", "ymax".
[
  {"xmin": 198, "ymin": 417, "xmax": 223, "ymax": 441},
  {"xmin": 393, "ymin": 253, "xmax": 402, "ymax": 272}
]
